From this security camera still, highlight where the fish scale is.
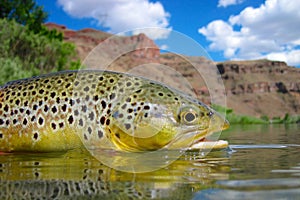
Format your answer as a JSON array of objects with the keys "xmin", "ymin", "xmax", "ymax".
[{"xmin": 0, "ymin": 70, "xmax": 229, "ymax": 152}]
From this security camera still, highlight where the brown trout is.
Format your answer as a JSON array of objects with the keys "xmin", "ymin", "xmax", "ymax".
[{"xmin": 0, "ymin": 70, "xmax": 229, "ymax": 152}]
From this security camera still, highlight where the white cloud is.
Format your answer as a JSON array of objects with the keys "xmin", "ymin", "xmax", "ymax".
[
  {"xmin": 199, "ymin": 0, "xmax": 300, "ymax": 66},
  {"xmin": 57, "ymin": 0, "xmax": 171, "ymax": 39},
  {"xmin": 218, "ymin": 0, "xmax": 244, "ymax": 7},
  {"xmin": 160, "ymin": 44, "xmax": 168, "ymax": 50}
]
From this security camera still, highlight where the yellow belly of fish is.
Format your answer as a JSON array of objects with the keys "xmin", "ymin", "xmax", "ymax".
[{"xmin": 0, "ymin": 125, "xmax": 82, "ymax": 152}]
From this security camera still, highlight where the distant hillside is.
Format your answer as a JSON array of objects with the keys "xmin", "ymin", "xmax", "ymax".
[{"xmin": 45, "ymin": 23, "xmax": 300, "ymax": 118}]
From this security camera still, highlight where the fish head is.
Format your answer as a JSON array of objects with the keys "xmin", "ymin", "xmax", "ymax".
[{"xmin": 109, "ymin": 82, "xmax": 229, "ymax": 152}]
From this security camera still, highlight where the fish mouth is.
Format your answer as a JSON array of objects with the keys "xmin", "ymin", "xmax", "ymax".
[
  {"xmin": 168, "ymin": 119, "xmax": 230, "ymax": 149},
  {"xmin": 190, "ymin": 120, "xmax": 230, "ymax": 147}
]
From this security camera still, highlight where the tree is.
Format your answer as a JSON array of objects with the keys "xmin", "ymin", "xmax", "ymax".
[{"xmin": 0, "ymin": 0, "xmax": 48, "ymax": 34}]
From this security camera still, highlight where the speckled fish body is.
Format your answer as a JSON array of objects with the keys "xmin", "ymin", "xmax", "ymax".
[{"xmin": 0, "ymin": 70, "xmax": 229, "ymax": 152}]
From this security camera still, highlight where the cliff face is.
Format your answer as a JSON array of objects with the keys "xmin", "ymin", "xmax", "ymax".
[
  {"xmin": 216, "ymin": 60, "xmax": 300, "ymax": 117},
  {"xmin": 45, "ymin": 23, "xmax": 300, "ymax": 118}
]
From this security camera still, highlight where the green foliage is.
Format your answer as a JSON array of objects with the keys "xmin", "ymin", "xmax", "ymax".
[
  {"xmin": 0, "ymin": 57, "xmax": 38, "ymax": 85},
  {"xmin": 0, "ymin": 18, "xmax": 79, "ymax": 84},
  {"xmin": 0, "ymin": 0, "xmax": 47, "ymax": 34},
  {"xmin": 211, "ymin": 104, "xmax": 299, "ymax": 124},
  {"xmin": 271, "ymin": 114, "xmax": 300, "ymax": 124}
]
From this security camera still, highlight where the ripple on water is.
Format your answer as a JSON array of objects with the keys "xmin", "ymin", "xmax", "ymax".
[{"xmin": 193, "ymin": 188, "xmax": 300, "ymax": 200}]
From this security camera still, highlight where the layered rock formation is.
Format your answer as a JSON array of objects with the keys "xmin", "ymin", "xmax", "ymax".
[{"xmin": 45, "ymin": 23, "xmax": 300, "ymax": 118}]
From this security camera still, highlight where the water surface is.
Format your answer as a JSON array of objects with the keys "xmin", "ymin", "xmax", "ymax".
[{"xmin": 0, "ymin": 124, "xmax": 299, "ymax": 199}]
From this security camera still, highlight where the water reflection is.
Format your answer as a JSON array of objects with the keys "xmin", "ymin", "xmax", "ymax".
[
  {"xmin": 0, "ymin": 150, "xmax": 230, "ymax": 199},
  {"xmin": 0, "ymin": 124, "xmax": 299, "ymax": 199}
]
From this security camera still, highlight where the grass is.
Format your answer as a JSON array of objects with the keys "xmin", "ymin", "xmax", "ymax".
[{"xmin": 212, "ymin": 104, "xmax": 300, "ymax": 124}]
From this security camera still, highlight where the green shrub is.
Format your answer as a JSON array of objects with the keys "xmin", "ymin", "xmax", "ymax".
[
  {"xmin": 0, "ymin": 57, "xmax": 38, "ymax": 85},
  {"xmin": 0, "ymin": 18, "xmax": 79, "ymax": 84}
]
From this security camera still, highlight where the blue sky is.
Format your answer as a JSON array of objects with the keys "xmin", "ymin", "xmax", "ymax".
[{"xmin": 36, "ymin": 0, "xmax": 300, "ymax": 66}]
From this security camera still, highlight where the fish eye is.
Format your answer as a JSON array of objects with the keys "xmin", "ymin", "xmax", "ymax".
[
  {"xmin": 179, "ymin": 107, "xmax": 199, "ymax": 125},
  {"xmin": 184, "ymin": 112, "xmax": 197, "ymax": 123}
]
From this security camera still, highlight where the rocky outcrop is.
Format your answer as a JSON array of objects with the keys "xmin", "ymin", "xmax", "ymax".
[
  {"xmin": 45, "ymin": 23, "xmax": 300, "ymax": 118},
  {"xmin": 45, "ymin": 23, "xmax": 159, "ymax": 62},
  {"xmin": 216, "ymin": 60, "xmax": 300, "ymax": 117}
]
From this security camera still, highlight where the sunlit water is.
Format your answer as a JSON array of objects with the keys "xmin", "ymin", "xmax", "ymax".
[{"xmin": 0, "ymin": 124, "xmax": 299, "ymax": 199}]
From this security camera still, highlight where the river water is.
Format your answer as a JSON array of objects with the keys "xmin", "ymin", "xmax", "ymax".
[{"xmin": 0, "ymin": 124, "xmax": 299, "ymax": 199}]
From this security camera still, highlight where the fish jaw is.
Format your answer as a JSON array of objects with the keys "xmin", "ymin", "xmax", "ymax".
[{"xmin": 167, "ymin": 112, "xmax": 230, "ymax": 150}]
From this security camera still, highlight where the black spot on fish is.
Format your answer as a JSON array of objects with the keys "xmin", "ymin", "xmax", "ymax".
[
  {"xmin": 61, "ymin": 91, "xmax": 67, "ymax": 97},
  {"xmin": 87, "ymin": 127, "xmax": 92, "ymax": 134},
  {"xmin": 88, "ymin": 112, "xmax": 94, "ymax": 121},
  {"xmin": 4, "ymin": 105, "xmax": 9, "ymax": 112},
  {"xmin": 65, "ymin": 83, "xmax": 71, "ymax": 88},
  {"xmin": 68, "ymin": 115, "xmax": 74, "ymax": 124},
  {"xmin": 93, "ymin": 95, "xmax": 99, "ymax": 102},
  {"xmin": 32, "ymin": 91, "xmax": 36, "ymax": 95},
  {"xmin": 207, "ymin": 111, "xmax": 214, "ymax": 117},
  {"xmin": 38, "ymin": 117, "xmax": 44, "ymax": 126},
  {"xmin": 56, "ymin": 97, "xmax": 60, "ymax": 104},
  {"xmin": 127, "ymin": 108, "xmax": 133, "ymax": 113},
  {"xmin": 126, "ymin": 97, "xmax": 131, "ymax": 102},
  {"xmin": 69, "ymin": 99, "xmax": 75, "ymax": 106},
  {"xmin": 83, "ymin": 86, "xmax": 89, "ymax": 92},
  {"xmin": 79, "ymin": 119, "xmax": 84, "ymax": 127},
  {"xmin": 33, "ymin": 104, "xmax": 38, "ymax": 111},
  {"xmin": 15, "ymin": 99, "xmax": 20, "ymax": 106},
  {"xmin": 39, "ymin": 89, "xmax": 44, "ymax": 94},
  {"xmin": 100, "ymin": 116, "xmax": 106, "ymax": 125},
  {"xmin": 44, "ymin": 105, "xmax": 49, "ymax": 112},
  {"xmin": 101, "ymin": 100, "xmax": 106, "ymax": 109},
  {"xmin": 31, "ymin": 116, "xmax": 36, "ymax": 122},
  {"xmin": 13, "ymin": 119, "xmax": 18, "ymax": 124},
  {"xmin": 62, "ymin": 104, "xmax": 67, "ymax": 112},
  {"xmin": 51, "ymin": 106, "xmax": 57, "ymax": 114},
  {"xmin": 0, "ymin": 133, "xmax": 3, "ymax": 139},
  {"xmin": 74, "ymin": 81, "xmax": 80, "ymax": 86},
  {"xmin": 121, "ymin": 104, "xmax": 127, "ymax": 109},
  {"xmin": 50, "ymin": 92, "xmax": 56, "ymax": 98},
  {"xmin": 74, "ymin": 110, "xmax": 79, "ymax": 116},
  {"xmin": 51, "ymin": 122, "xmax": 57, "ymax": 130},
  {"xmin": 98, "ymin": 130, "xmax": 103, "ymax": 138},
  {"xmin": 33, "ymin": 132, "xmax": 38, "ymax": 140},
  {"xmin": 22, "ymin": 118, "xmax": 28, "ymax": 126},
  {"xmin": 125, "ymin": 123, "xmax": 131, "ymax": 130},
  {"xmin": 0, "ymin": 119, "xmax": 4, "ymax": 125},
  {"xmin": 109, "ymin": 93, "xmax": 116, "ymax": 100},
  {"xmin": 59, "ymin": 122, "xmax": 64, "ymax": 128},
  {"xmin": 144, "ymin": 105, "xmax": 150, "ymax": 110},
  {"xmin": 106, "ymin": 119, "xmax": 110, "ymax": 126},
  {"xmin": 81, "ymin": 105, "xmax": 87, "ymax": 113}
]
